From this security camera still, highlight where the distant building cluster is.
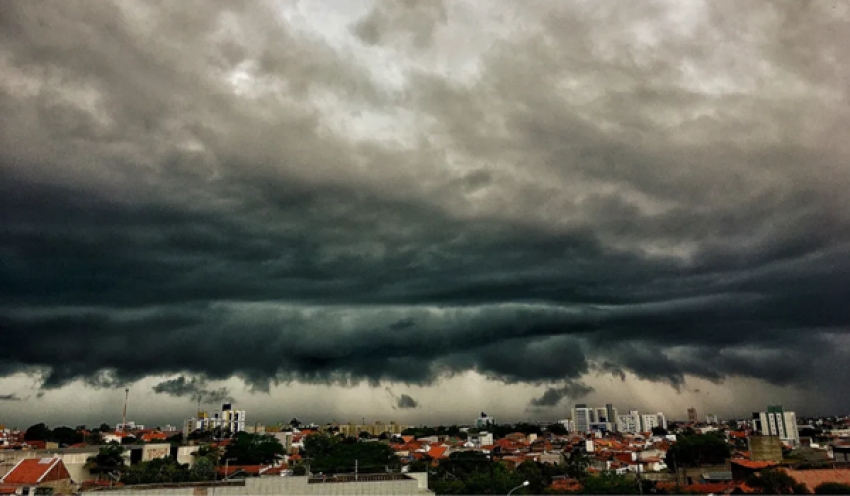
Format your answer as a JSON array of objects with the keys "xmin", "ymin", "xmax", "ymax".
[
  {"xmin": 184, "ymin": 403, "xmax": 246, "ymax": 435},
  {"xmin": 567, "ymin": 403, "xmax": 666, "ymax": 434}
]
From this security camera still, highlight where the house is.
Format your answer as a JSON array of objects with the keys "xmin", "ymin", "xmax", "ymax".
[
  {"xmin": 730, "ymin": 459, "xmax": 779, "ymax": 482},
  {"xmin": 0, "ymin": 458, "xmax": 73, "ymax": 495}
]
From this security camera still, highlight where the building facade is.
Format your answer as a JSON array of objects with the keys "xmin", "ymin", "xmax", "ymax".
[
  {"xmin": 754, "ymin": 405, "xmax": 799, "ymax": 445},
  {"xmin": 571, "ymin": 404, "xmax": 594, "ymax": 433}
]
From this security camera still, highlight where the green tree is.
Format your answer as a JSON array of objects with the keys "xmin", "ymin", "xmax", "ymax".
[
  {"xmin": 224, "ymin": 432, "xmax": 285, "ymax": 465},
  {"xmin": 746, "ymin": 469, "xmax": 808, "ymax": 494},
  {"xmin": 190, "ymin": 457, "xmax": 216, "ymax": 481},
  {"xmin": 814, "ymin": 482, "xmax": 850, "ymax": 494},
  {"xmin": 546, "ymin": 423, "xmax": 568, "ymax": 436},
  {"xmin": 99, "ymin": 423, "xmax": 112, "ymax": 433},
  {"xmin": 652, "ymin": 426, "xmax": 668, "ymax": 436},
  {"xmin": 24, "ymin": 423, "xmax": 51, "ymax": 441},
  {"xmin": 309, "ymin": 439, "xmax": 400, "ymax": 474},
  {"xmin": 563, "ymin": 450, "xmax": 591, "ymax": 479},
  {"xmin": 51, "ymin": 426, "xmax": 84, "ymax": 446},
  {"xmin": 121, "ymin": 457, "xmax": 192, "ymax": 485},
  {"xmin": 581, "ymin": 472, "xmax": 640, "ymax": 494},
  {"xmin": 86, "ymin": 444, "xmax": 127, "ymax": 477},
  {"xmin": 193, "ymin": 444, "xmax": 222, "ymax": 465}
]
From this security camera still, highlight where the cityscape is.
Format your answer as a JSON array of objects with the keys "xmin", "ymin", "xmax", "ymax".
[
  {"xmin": 2, "ymin": 400, "xmax": 850, "ymax": 494},
  {"xmin": 3, "ymin": 0, "xmax": 850, "ymax": 494}
]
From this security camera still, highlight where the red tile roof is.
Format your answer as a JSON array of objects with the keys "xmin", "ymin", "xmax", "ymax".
[
  {"xmin": 732, "ymin": 459, "xmax": 779, "ymax": 470},
  {"xmin": 140, "ymin": 432, "xmax": 172, "ymax": 442},
  {"xmin": 1, "ymin": 458, "xmax": 71, "ymax": 485},
  {"xmin": 782, "ymin": 468, "xmax": 850, "ymax": 491},
  {"xmin": 680, "ymin": 482, "xmax": 737, "ymax": 494},
  {"xmin": 0, "ymin": 486, "xmax": 18, "ymax": 494},
  {"xmin": 427, "ymin": 445, "xmax": 448, "ymax": 459}
]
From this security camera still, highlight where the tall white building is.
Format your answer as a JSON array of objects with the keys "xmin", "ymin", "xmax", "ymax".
[
  {"xmin": 755, "ymin": 406, "xmax": 799, "ymax": 445},
  {"xmin": 617, "ymin": 410, "xmax": 642, "ymax": 433},
  {"xmin": 641, "ymin": 412, "xmax": 667, "ymax": 432},
  {"xmin": 572, "ymin": 404, "xmax": 594, "ymax": 433}
]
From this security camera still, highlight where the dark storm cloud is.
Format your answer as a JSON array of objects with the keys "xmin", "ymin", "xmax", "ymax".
[
  {"xmin": 0, "ymin": 394, "xmax": 23, "ymax": 401},
  {"xmin": 528, "ymin": 381, "xmax": 594, "ymax": 409},
  {"xmin": 386, "ymin": 388, "xmax": 419, "ymax": 409},
  {"xmin": 397, "ymin": 394, "xmax": 419, "ymax": 409},
  {"xmin": 152, "ymin": 376, "xmax": 234, "ymax": 405},
  {"xmin": 1, "ymin": 0, "xmax": 850, "ymax": 410}
]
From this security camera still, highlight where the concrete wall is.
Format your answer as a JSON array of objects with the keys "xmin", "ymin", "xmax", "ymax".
[
  {"xmin": 82, "ymin": 475, "xmax": 433, "ymax": 495},
  {"xmin": 749, "ymin": 436, "xmax": 783, "ymax": 462}
]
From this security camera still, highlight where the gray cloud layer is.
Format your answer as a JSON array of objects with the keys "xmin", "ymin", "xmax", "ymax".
[
  {"xmin": 1, "ymin": 0, "xmax": 849, "ymax": 412},
  {"xmin": 152, "ymin": 376, "xmax": 235, "ymax": 406}
]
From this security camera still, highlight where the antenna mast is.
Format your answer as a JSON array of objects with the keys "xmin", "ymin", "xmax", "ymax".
[{"xmin": 121, "ymin": 388, "xmax": 129, "ymax": 433}]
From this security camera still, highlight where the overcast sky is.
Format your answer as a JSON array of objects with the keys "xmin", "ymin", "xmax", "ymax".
[{"xmin": 2, "ymin": 0, "xmax": 850, "ymax": 430}]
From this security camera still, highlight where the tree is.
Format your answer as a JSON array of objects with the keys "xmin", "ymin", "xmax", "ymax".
[
  {"xmin": 99, "ymin": 423, "xmax": 112, "ymax": 433},
  {"xmin": 563, "ymin": 450, "xmax": 591, "ymax": 479},
  {"xmin": 581, "ymin": 472, "xmax": 640, "ymax": 494},
  {"xmin": 746, "ymin": 469, "xmax": 808, "ymax": 494},
  {"xmin": 51, "ymin": 426, "xmax": 83, "ymax": 447},
  {"xmin": 190, "ymin": 457, "xmax": 216, "ymax": 481},
  {"xmin": 224, "ymin": 432, "xmax": 285, "ymax": 465},
  {"xmin": 814, "ymin": 482, "xmax": 850, "ymax": 494},
  {"xmin": 652, "ymin": 426, "xmax": 668, "ymax": 436},
  {"xmin": 192, "ymin": 443, "xmax": 222, "ymax": 470},
  {"xmin": 121, "ymin": 457, "xmax": 193, "ymax": 485},
  {"xmin": 86, "ymin": 443, "xmax": 127, "ymax": 476},
  {"xmin": 24, "ymin": 423, "xmax": 51, "ymax": 442},
  {"xmin": 546, "ymin": 423, "xmax": 568, "ymax": 436},
  {"xmin": 300, "ymin": 432, "xmax": 400, "ymax": 474}
]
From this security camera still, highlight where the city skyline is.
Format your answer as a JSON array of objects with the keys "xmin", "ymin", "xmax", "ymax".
[{"xmin": 2, "ymin": 1, "xmax": 850, "ymax": 427}]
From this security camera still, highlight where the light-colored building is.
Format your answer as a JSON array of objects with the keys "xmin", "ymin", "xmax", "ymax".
[
  {"xmin": 469, "ymin": 431, "xmax": 493, "ymax": 448},
  {"xmin": 617, "ymin": 410, "xmax": 642, "ymax": 433},
  {"xmin": 571, "ymin": 404, "xmax": 594, "ymax": 433},
  {"xmin": 755, "ymin": 406, "xmax": 799, "ymax": 445},
  {"xmin": 337, "ymin": 421, "xmax": 407, "ymax": 437},
  {"xmin": 185, "ymin": 403, "xmax": 246, "ymax": 434},
  {"xmin": 641, "ymin": 413, "xmax": 667, "ymax": 432},
  {"xmin": 115, "ymin": 421, "xmax": 144, "ymax": 431}
]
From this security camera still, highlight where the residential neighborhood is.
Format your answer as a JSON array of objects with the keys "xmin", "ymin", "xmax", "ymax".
[{"xmin": 2, "ymin": 403, "xmax": 850, "ymax": 494}]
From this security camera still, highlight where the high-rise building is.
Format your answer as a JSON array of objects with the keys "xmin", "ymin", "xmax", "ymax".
[
  {"xmin": 706, "ymin": 414, "xmax": 719, "ymax": 424},
  {"xmin": 687, "ymin": 407, "xmax": 697, "ymax": 423},
  {"xmin": 617, "ymin": 410, "xmax": 642, "ymax": 433},
  {"xmin": 572, "ymin": 404, "xmax": 594, "ymax": 433},
  {"xmin": 753, "ymin": 406, "xmax": 799, "ymax": 445},
  {"xmin": 606, "ymin": 404, "xmax": 618, "ymax": 431},
  {"xmin": 642, "ymin": 412, "xmax": 667, "ymax": 432}
]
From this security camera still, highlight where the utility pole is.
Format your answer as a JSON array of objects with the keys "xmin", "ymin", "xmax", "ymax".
[{"xmin": 355, "ymin": 459, "xmax": 358, "ymax": 481}]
